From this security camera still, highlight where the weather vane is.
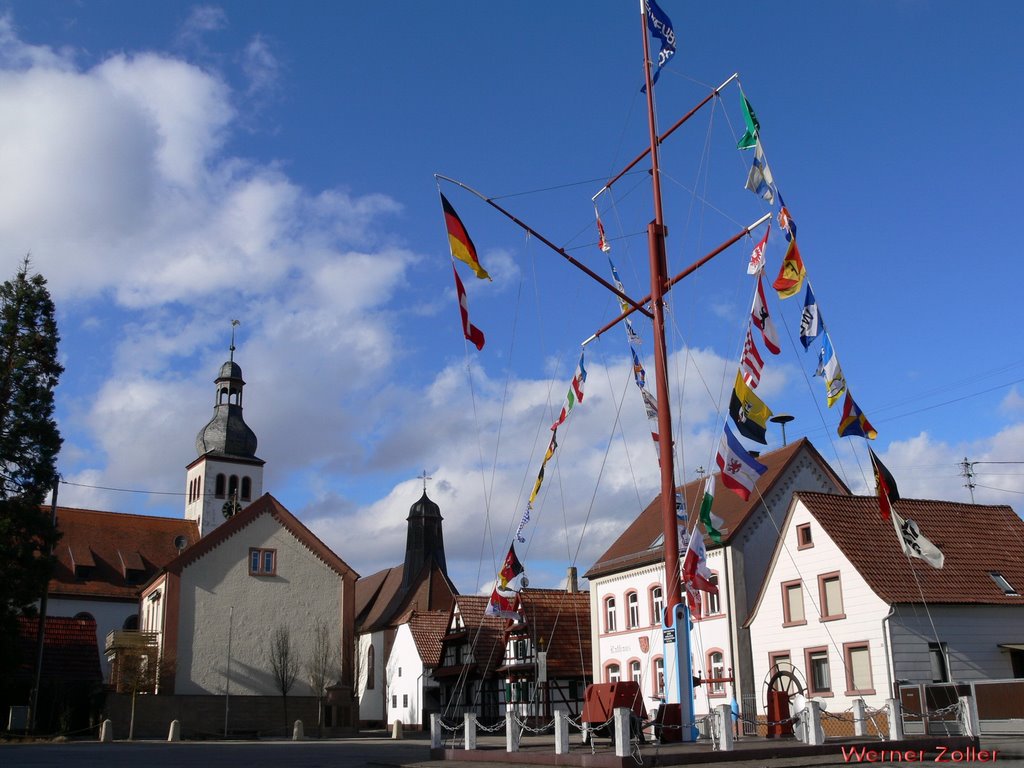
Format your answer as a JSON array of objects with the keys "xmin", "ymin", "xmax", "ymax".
[
  {"xmin": 420, "ymin": 470, "xmax": 432, "ymax": 493},
  {"xmin": 229, "ymin": 319, "xmax": 240, "ymax": 361}
]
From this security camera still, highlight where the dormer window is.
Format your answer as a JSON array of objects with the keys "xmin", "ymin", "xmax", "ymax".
[{"xmin": 990, "ymin": 572, "xmax": 1019, "ymax": 596}]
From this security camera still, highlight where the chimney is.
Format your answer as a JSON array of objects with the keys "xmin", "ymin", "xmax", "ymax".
[{"xmin": 566, "ymin": 566, "xmax": 578, "ymax": 594}]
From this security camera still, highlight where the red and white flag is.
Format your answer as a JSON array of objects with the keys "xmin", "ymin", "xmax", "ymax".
[
  {"xmin": 750, "ymin": 273, "xmax": 781, "ymax": 355},
  {"xmin": 682, "ymin": 526, "xmax": 718, "ymax": 595},
  {"xmin": 740, "ymin": 327, "xmax": 764, "ymax": 388},
  {"xmin": 453, "ymin": 265, "xmax": 485, "ymax": 351},
  {"xmin": 747, "ymin": 224, "xmax": 770, "ymax": 274}
]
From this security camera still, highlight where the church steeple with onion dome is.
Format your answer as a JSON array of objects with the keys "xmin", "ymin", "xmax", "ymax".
[{"xmin": 185, "ymin": 321, "xmax": 266, "ymax": 537}]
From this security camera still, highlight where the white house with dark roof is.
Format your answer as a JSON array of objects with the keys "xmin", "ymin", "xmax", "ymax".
[
  {"xmin": 746, "ymin": 491, "xmax": 1024, "ymax": 718},
  {"xmin": 354, "ymin": 489, "xmax": 458, "ymax": 727},
  {"xmin": 384, "ymin": 609, "xmax": 449, "ymax": 729},
  {"xmin": 584, "ymin": 438, "xmax": 849, "ymax": 724}
]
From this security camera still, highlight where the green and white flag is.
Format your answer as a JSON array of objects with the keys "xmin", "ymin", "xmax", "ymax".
[
  {"xmin": 737, "ymin": 93, "xmax": 760, "ymax": 150},
  {"xmin": 699, "ymin": 475, "xmax": 726, "ymax": 544}
]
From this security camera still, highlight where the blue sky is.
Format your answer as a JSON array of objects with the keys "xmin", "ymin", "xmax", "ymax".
[{"xmin": 3, "ymin": 1, "xmax": 1023, "ymax": 595}]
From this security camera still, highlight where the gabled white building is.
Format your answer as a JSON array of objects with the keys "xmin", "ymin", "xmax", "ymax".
[
  {"xmin": 140, "ymin": 493, "xmax": 358, "ymax": 703},
  {"xmin": 746, "ymin": 492, "xmax": 1024, "ymax": 717},
  {"xmin": 384, "ymin": 609, "xmax": 448, "ymax": 729},
  {"xmin": 585, "ymin": 439, "xmax": 849, "ymax": 724}
]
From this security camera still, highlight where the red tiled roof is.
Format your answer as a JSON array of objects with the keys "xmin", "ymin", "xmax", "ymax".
[
  {"xmin": 514, "ymin": 589, "xmax": 591, "ymax": 679},
  {"xmin": 586, "ymin": 439, "xmax": 847, "ymax": 579},
  {"xmin": 14, "ymin": 616, "xmax": 101, "ymax": 683},
  {"xmin": 440, "ymin": 595, "xmax": 508, "ymax": 678},
  {"xmin": 49, "ymin": 507, "xmax": 200, "ymax": 601},
  {"xmin": 406, "ymin": 609, "xmax": 450, "ymax": 668},
  {"xmin": 161, "ymin": 493, "xmax": 357, "ymax": 579},
  {"xmin": 797, "ymin": 492, "xmax": 1024, "ymax": 605}
]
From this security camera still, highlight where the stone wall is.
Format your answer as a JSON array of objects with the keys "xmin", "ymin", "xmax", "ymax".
[{"xmin": 101, "ymin": 693, "xmax": 357, "ymax": 740}]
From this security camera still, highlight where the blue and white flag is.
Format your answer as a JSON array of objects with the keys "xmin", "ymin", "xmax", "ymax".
[
  {"xmin": 815, "ymin": 333, "xmax": 846, "ymax": 407},
  {"xmin": 744, "ymin": 141, "xmax": 775, "ymax": 204},
  {"xmin": 644, "ymin": 0, "xmax": 676, "ymax": 88},
  {"xmin": 799, "ymin": 284, "xmax": 823, "ymax": 350}
]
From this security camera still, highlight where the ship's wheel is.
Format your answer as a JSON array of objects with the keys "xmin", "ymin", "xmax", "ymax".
[{"xmin": 761, "ymin": 663, "xmax": 805, "ymax": 710}]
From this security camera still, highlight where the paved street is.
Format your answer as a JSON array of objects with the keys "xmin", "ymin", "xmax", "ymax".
[
  {"xmin": 2, "ymin": 734, "xmax": 1022, "ymax": 768},
  {"xmin": 0, "ymin": 736, "xmax": 432, "ymax": 768}
]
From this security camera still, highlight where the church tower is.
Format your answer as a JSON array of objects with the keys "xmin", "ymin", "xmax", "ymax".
[
  {"xmin": 185, "ymin": 326, "xmax": 265, "ymax": 537},
  {"xmin": 400, "ymin": 485, "xmax": 449, "ymax": 590}
]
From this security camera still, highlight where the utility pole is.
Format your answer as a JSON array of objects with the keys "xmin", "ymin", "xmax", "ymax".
[
  {"xmin": 960, "ymin": 458, "xmax": 976, "ymax": 503},
  {"xmin": 28, "ymin": 480, "xmax": 59, "ymax": 733}
]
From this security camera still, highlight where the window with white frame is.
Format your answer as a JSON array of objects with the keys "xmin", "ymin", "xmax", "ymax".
[
  {"xmin": 630, "ymin": 659, "xmax": 642, "ymax": 684},
  {"xmin": 607, "ymin": 663, "xmax": 621, "ymax": 683},
  {"xmin": 627, "ymin": 591, "xmax": 640, "ymax": 628},
  {"xmin": 705, "ymin": 574, "xmax": 721, "ymax": 615},
  {"xmin": 807, "ymin": 648, "xmax": 831, "ymax": 694},
  {"xmin": 650, "ymin": 586, "xmax": 664, "ymax": 626},
  {"xmin": 604, "ymin": 596, "xmax": 617, "ymax": 632},
  {"xmin": 708, "ymin": 651, "xmax": 725, "ymax": 694},
  {"xmin": 654, "ymin": 657, "xmax": 665, "ymax": 696}
]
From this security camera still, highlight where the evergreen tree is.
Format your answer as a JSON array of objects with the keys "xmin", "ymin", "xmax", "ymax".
[{"xmin": 0, "ymin": 256, "xmax": 63, "ymax": 680}]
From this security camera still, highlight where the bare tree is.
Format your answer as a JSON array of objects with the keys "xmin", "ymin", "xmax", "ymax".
[
  {"xmin": 305, "ymin": 619, "xmax": 338, "ymax": 737},
  {"xmin": 268, "ymin": 625, "xmax": 300, "ymax": 736},
  {"xmin": 111, "ymin": 643, "xmax": 164, "ymax": 740}
]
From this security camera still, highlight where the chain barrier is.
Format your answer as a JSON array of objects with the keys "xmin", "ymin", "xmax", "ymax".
[
  {"xmin": 511, "ymin": 714, "xmax": 554, "ymax": 734},
  {"xmin": 476, "ymin": 718, "xmax": 508, "ymax": 733},
  {"xmin": 437, "ymin": 717, "xmax": 461, "ymax": 733},
  {"xmin": 900, "ymin": 701, "xmax": 961, "ymax": 719}
]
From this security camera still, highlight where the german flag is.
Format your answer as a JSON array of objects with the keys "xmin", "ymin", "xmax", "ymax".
[
  {"xmin": 868, "ymin": 447, "xmax": 899, "ymax": 520},
  {"xmin": 441, "ymin": 193, "xmax": 490, "ymax": 281}
]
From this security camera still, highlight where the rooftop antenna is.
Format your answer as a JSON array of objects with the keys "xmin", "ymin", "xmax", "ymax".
[{"xmin": 229, "ymin": 319, "xmax": 240, "ymax": 363}]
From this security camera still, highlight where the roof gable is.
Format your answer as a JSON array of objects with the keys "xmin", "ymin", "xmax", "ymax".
[
  {"xmin": 586, "ymin": 439, "xmax": 847, "ymax": 579},
  {"xmin": 512, "ymin": 589, "xmax": 591, "ymax": 678},
  {"xmin": 796, "ymin": 492, "xmax": 1024, "ymax": 606},
  {"xmin": 162, "ymin": 493, "xmax": 356, "ymax": 580},
  {"xmin": 405, "ymin": 609, "xmax": 450, "ymax": 668}
]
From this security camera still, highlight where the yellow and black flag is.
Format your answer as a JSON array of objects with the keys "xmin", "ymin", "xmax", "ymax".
[{"xmin": 729, "ymin": 371, "xmax": 772, "ymax": 444}]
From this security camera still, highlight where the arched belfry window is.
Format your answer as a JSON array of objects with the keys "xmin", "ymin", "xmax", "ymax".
[
  {"xmin": 241, "ymin": 476, "xmax": 252, "ymax": 501},
  {"xmin": 228, "ymin": 475, "xmax": 239, "ymax": 499},
  {"xmin": 215, "ymin": 474, "xmax": 226, "ymax": 498}
]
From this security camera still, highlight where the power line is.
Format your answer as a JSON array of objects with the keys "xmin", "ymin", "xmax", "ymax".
[{"xmin": 60, "ymin": 479, "xmax": 184, "ymax": 497}]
